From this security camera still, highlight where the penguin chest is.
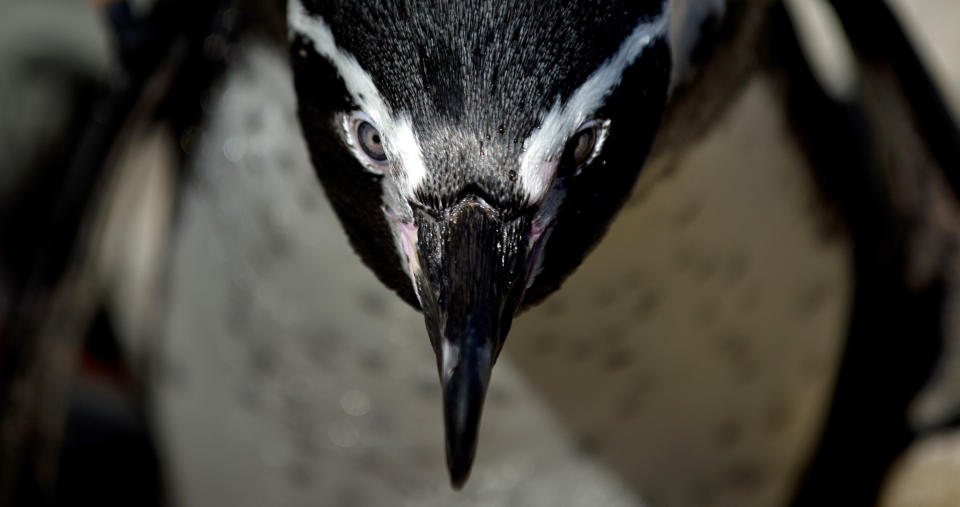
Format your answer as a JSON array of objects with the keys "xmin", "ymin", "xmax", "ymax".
[{"xmin": 508, "ymin": 75, "xmax": 852, "ymax": 507}]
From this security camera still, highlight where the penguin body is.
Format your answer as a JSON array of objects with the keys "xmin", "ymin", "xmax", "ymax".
[{"xmin": 149, "ymin": 1, "xmax": 960, "ymax": 506}]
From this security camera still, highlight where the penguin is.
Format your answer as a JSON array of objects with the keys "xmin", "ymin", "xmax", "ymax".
[
  {"xmin": 282, "ymin": 0, "xmax": 960, "ymax": 503},
  {"xmin": 281, "ymin": 0, "xmax": 960, "ymax": 500},
  {"xmin": 287, "ymin": 0, "xmax": 680, "ymax": 487},
  {"xmin": 142, "ymin": 1, "xmax": 960, "ymax": 506}
]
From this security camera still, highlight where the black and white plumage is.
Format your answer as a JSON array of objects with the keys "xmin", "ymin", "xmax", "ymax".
[
  {"xmin": 289, "ymin": 0, "xmax": 673, "ymax": 486},
  {"xmin": 287, "ymin": 0, "xmax": 673, "ymax": 309},
  {"xmin": 277, "ymin": 0, "xmax": 960, "ymax": 504}
]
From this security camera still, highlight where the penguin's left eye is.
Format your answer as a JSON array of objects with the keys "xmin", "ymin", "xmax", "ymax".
[
  {"xmin": 357, "ymin": 121, "xmax": 387, "ymax": 162},
  {"xmin": 558, "ymin": 121, "xmax": 602, "ymax": 175},
  {"xmin": 570, "ymin": 126, "xmax": 597, "ymax": 166}
]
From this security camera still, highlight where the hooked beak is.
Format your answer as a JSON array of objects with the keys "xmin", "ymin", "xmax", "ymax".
[{"xmin": 414, "ymin": 197, "xmax": 530, "ymax": 488}]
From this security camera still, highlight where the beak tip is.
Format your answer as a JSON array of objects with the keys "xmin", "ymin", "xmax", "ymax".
[
  {"xmin": 448, "ymin": 465, "xmax": 471, "ymax": 490},
  {"xmin": 441, "ymin": 361, "xmax": 490, "ymax": 491},
  {"xmin": 443, "ymin": 382, "xmax": 483, "ymax": 490},
  {"xmin": 446, "ymin": 443, "xmax": 476, "ymax": 489}
]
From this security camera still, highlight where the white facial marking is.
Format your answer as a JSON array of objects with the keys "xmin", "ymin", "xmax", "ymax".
[
  {"xmin": 518, "ymin": 5, "xmax": 670, "ymax": 203},
  {"xmin": 288, "ymin": 0, "xmax": 428, "ymax": 197}
]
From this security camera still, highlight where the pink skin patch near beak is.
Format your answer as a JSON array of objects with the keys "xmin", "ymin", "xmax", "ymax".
[{"xmin": 386, "ymin": 210, "xmax": 422, "ymax": 305}]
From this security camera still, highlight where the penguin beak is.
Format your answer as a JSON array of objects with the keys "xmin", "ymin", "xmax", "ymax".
[{"xmin": 413, "ymin": 197, "xmax": 530, "ymax": 488}]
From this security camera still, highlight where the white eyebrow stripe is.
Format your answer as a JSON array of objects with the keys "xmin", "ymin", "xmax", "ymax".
[
  {"xmin": 518, "ymin": 5, "xmax": 670, "ymax": 203},
  {"xmin": 287, "ymin": 0, "xmax": 428, "ymax": 197}
]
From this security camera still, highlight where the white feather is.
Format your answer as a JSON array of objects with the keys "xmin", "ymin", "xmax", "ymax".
[
  {"xmin": 518, "ymin": 6, "xmax": 670, "ymax": 203},
  {"xmin": 287, "ymin": 0, "xmax": 428, "ymax": 197}
]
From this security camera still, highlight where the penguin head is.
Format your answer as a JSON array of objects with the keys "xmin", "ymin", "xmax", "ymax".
[{"xmin": 288, "ymin": 0, "xmax": 672, "ymax": 487}]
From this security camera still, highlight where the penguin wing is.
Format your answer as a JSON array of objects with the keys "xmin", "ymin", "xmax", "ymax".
[{"xmin": 765, "ymin": 1, "xmax": 960, "ymax": 505}]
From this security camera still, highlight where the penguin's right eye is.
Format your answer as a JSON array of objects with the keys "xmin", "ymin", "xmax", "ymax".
[{"xmin": 356, "ymin": 120, "xmax": 388, "ymax": 162}]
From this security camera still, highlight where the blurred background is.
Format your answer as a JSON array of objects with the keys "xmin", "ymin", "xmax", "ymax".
[{"xmin": 1, "ymin": 1, "xmax": 960, "ymax": 506}]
